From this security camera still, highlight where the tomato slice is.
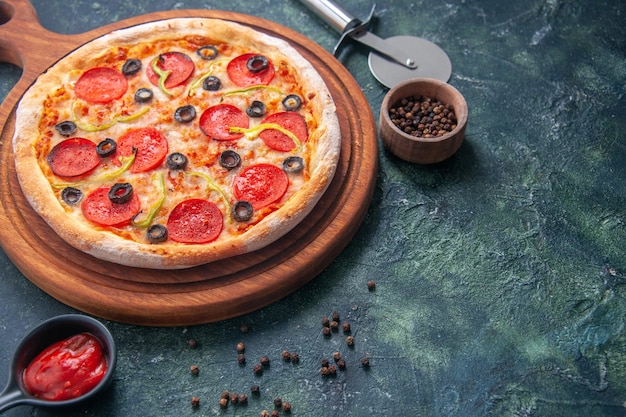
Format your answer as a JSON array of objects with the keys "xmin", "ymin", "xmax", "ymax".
[
  {"xmin": 81, "ymin": 186, "xmax": 141, "ymax": 227},
  {"xmin": 75, "ymin": 67, "xmax": 128, "ymax": 104},
  {"xmin": 259, "ymin": 112, "xmax": 308, "ymax": 152},
  {"xmin": 47, "ymin": 138, "xmax": 101, "ymax": 178},
  {"xmin": 146, "ymin": 52, "xmax": 195, "ymax": 89},
  {"xmin": 199, "ymin": 104, "xmax": 249, "ymax": 140},
  {"xmin": 233, "ymin": 164, "xmax": 289, "ymax": 210},
  {"xmin": 226, "ymin": 53, "xmax": 275, "ymax": 87},
  {"xmin": 115, "ymin": 127, "xmax": 168, "ymax": 173},
  {"xmin": 167, "ymin": 199, "xmax": 223, "ymax": 243}
]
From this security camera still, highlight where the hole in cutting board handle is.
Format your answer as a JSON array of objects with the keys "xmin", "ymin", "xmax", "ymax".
[
  {"xmin": 0, "ymin": 2, "xmax": 14, "ymax": 25},
  {"xmin": 0, "ymin": 1, "xmax": 23, "ymax": 68}
]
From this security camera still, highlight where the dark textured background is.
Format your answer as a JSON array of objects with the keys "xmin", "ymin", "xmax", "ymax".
[{"xmin": 1, "ymin": 0, "xmax": 625, "ymax": 416}]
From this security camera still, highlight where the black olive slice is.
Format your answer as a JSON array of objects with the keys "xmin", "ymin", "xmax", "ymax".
[
  {"xmin": 61, "ymin": 187, "xmax": 83, "ymax": 205},
  {"xmin": 174, "ymin": 105, "xmax": 196, "ymax": 123},
  {"xmin": 202, "ymin": 76, "xmax": 221, "ymax": 91},
  {"xmin": 246, "ymin": 55, "xmax": 269, "ymax": 73},
  {"xmin": 232, "ymin": 201, "xmax": 253, "ymax": 222},
  {"xmin": 109, "ymin": 183, "xmax": 133, "ymax": 204},
  {"xmin": 246, "ymin": 100, "xmax": 266, "ymax": 118},
  {"xmin": 146, "ymin": 224, "xmax": 168, "ymax": 243},
  {"xmin": 167, "ymin": 152, "xmax": 188, "ymax": 170},
  {"xmin": 282, "ymin": 94, "xmax": 303, "ymax": 111},
  {"xmin": 134, "ymin": 88, "xmax": 154, "ymax": 103},
  {"xmin": 219, "ymin": 150, "xmax": 241, "ymax": 170},
  {"xmin": 283, "ymin": 156, "xmax": 304, "ymax": 173},
  {"xmin": 196, "ymin": 45, "xmax": 219, "ymax": 60},
  {"xmin": 96, "ymin": 138, "xmax": 117, "ymax": 158},
  {"xmin": 122, "ymin": 58, "xmax": 142, "ymax": 76},
  {"xmin": 55, "ymin": 121, "xmax": 77, "ymax": 137}
]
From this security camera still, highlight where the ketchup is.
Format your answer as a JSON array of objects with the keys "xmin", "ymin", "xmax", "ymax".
[{"xmin": 23, "ymin": 333, "xmax": 107, "ymax": 401}]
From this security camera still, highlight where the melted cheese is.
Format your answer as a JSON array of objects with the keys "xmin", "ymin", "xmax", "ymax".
[{"xmin": 40, "ymin": 37, "xmax": 314, "ymax": 244}]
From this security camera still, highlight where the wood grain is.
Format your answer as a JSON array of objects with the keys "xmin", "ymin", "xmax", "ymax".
[{"xmin": 0, "ymin": 1, "xmax": 378, "ymax": 326}]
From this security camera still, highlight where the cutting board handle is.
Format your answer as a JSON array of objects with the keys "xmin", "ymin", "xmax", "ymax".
[
  {"xmin": 0, "ymin": 0, "xmax": 37, "ymax": 68},
  {"xmin": 0, "ymin": 0, "xmax": 105, "ymax": 136},
  {"xmin": 0, "ymin": 0, "xmax": 85, "ymax": 77}
]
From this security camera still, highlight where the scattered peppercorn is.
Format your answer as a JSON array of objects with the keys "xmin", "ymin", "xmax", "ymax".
[
  {"xmin": 388, "ymin": 95, "xmax": 457, "ymax": 138},
  {"xmin": 253, "ymin": 364, "xmax": 263, "ymax": 375},
  {"xmin": 342, "ymin": 322, "xmax": 351, "ymax": 334},
  {"xmin": 187, "ymin": 305, "xmax": 379, "ymax": 414},
  {"xmin": 240, "ymin": 324, "xmax": 250, "ymax": 334},
  {"xmin": 367, "ymin": 280, "xmax": 376, "ymax": 291},
  {"xmin": 260, "ymin": 356, "xmax": 270, "ymax": 367}
]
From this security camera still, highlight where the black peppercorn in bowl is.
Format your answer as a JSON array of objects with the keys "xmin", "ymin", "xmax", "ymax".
[{"xmin": 379, "ymin": 78, "xmax": 468, "ymax": 164}]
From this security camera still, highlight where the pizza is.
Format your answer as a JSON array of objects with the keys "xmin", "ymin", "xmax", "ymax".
[{"xmin": 12, "ymin": 17, "xmax": 341, "ymax": 269}]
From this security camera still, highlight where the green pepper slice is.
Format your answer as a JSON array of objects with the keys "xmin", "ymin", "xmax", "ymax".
[{"xmin": 229, "ymin": 123, "xmax": 302, "ymax": 152}]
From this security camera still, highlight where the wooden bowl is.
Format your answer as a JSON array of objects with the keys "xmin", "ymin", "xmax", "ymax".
[
  {"xmin": 379, "ymin": 78, "xmax": 468, "ymax": 164},
  {"xmin": 2, "ymin": 314, "xmax": 116, "ymax": 412}
]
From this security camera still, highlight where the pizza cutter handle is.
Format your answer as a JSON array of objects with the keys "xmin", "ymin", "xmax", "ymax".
[
  {"xmin": 299, "ymin": 0, "xmax": 379, "ymax": 58},
  {"xmin": 298, "ymin": 0, "xmax": 361, "ymax": 33}
]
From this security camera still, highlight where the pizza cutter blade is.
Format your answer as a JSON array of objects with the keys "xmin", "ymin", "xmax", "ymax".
[{"xmin": 299, "ymin": 0, "xmax": 452, "ymax": 88}]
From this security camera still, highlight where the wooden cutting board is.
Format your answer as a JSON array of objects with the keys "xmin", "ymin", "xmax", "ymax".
[{"xmin": 0, "ymin": 0, "xmax": 378, "ymax": 326}]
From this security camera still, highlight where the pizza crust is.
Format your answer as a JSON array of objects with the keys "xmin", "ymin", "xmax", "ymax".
[{"xmin": 13, "ymin": 17, "xmax": 341, "ymax": 269}]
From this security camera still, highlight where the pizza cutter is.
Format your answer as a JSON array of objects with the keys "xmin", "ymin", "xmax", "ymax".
[{"xmin": 299, "ymin": 0, "xmax": 452, "ymax": 88}]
